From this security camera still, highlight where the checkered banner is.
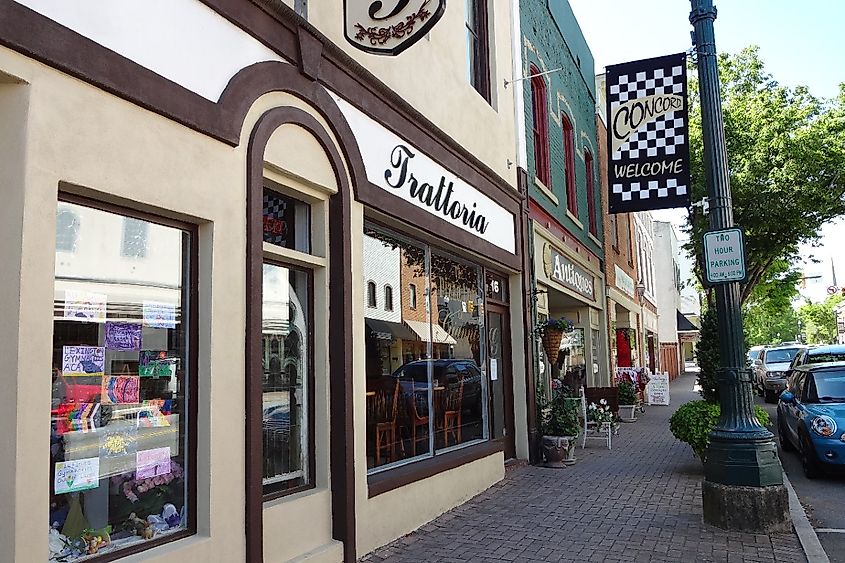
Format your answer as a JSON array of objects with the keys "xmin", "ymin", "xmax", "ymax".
[{"xmin": 606, "ymin": 53, "xmax": 691, "ymax": 214}]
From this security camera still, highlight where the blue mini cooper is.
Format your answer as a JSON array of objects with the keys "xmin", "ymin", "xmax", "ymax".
[{"xmin": 777, "ymin": 362, "xmax": 845, "ymax": 478}]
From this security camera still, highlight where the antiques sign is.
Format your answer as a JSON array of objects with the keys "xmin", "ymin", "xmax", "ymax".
[
  {"xmin": 543, "ymin": 244, "xmax": 596, "ymax": 301},
  {"xmin": 345, "ymin": 0, "xmax": 446, "ymax": 55},
  {"xmin": 606, "ymin": 53, "xmax": 691, "ymax": 214}
]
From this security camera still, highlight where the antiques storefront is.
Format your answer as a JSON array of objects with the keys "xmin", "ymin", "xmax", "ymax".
[
  {"xmin": 0, "ymin": 1, "xmax": 529, "ymax": 562},
  {"xmin": 533, "ymin": 224, "xmax": 609, "ymax": 391}
]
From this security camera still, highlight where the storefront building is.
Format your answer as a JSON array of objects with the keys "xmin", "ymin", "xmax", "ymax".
[
  {"xmin": 654, "ymin": 221, "xmax": 683, "ymax": 379},
  {"xmin": 518, "ymin": 0, "xmax": 608, "ymax": 403},
  {"xmin": 0, "ymin": 1, "xmax": 532, "ymax": 561},
  {"xmin": 634, "ymin": 212, "xmax": 660, "ymax": 373}
]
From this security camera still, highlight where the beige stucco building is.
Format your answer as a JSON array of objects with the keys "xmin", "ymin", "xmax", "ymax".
[{"xmin": 0, "ymin": 1, "xmax": 534, "ymax": 562}]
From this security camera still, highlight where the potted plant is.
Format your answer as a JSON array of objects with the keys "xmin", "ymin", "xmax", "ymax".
[
  {"xmin": 539, "ymin": 379, "xmax": 581, "ymax": 468},
  {"xmin": 536, "ymin": 317, "xmax": 575, "ymax": 365},
  {"xmin": 617, "ymin": 381, "xmax": 638, "ymax": 422},
  {"xmin": 587, "ymin": 399, "xmax": 616, "ymax": 435}
]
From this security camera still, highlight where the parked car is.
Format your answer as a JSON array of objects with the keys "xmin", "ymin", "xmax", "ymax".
[
  {"xmin": 790, "ymin": 344, "xmax": 845, "ymax": 370},
  {"xmin": 754, "ymin": 344, "xmax": 806, "ymax": 402},
  {"xmin": 747, "ymin": 345, "xmax": 766, "ymax": 367},
  {"xmin": 383, "ymin": 359, "xmax": 484, "ymax": 414},
  {"xmin": 777, "ymin": 362, "xmax": 845, "ymax": 478}
]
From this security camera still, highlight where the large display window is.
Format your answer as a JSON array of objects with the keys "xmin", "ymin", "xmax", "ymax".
[
  {"xmin": 49, "ymin": 199, "xmax": 195, "ymax": 562},
  {"xmin": 363, "ymin": 224, "xmax": 489, "ymax": 473}
]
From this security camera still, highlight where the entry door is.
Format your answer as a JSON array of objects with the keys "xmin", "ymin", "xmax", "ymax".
[{"xmin": 487, "ymin": 304, "xmax": 515, "ymax": 459}]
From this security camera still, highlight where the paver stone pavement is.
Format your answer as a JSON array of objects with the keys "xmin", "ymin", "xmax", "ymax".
[{"xmin": 360, "ymin": 372, "xmax": 807, "ymax": 562}]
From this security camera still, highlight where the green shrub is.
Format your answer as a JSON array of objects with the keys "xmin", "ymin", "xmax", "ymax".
[
  {"xmin": 618, "ymin": 381, "xmax": 637, "ymax": 405},
  {"xmin": 538, "ymin": 382, "xmax": 581, "ymax": 437},
  {"xmin": 670, "ymin": 400, "xmax": 771, "ymax": 461}
]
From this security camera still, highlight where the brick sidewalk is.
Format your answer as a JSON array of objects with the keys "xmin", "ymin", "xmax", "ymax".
[{"xmin": 361, "ymin": 373, "xmax": 806, "ymax": 562}]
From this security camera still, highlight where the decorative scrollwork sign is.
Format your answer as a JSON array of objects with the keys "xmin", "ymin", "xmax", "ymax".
[{"xmin": 344, "ymin": 0, "xmax": 446, "ymax": 55}]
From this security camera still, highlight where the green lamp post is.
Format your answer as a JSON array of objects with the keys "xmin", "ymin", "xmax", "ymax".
[{"xmin": 688, "ymin": 0, "xmax": 789, "ymax": 532}]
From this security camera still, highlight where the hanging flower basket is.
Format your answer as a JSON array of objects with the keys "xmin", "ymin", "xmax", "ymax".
[{"xmin": 537, "ymin": 317, "xmax": 575, "ymax": 365}]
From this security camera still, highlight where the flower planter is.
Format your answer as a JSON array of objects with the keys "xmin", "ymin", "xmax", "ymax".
[
  {"xmin": 541, "ymin": 435, "xmax": 576, "ymax": 468},
  {"xmin": 541, "ymin": 328, "xmax": 564, "ymax": 365},
  {"xmin": 619, "ymin": 404, "xmax": 638, "ymax": 422}
]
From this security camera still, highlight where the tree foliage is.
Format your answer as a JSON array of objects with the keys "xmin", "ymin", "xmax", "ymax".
[
  {"xmin": 743, "ymin": 259, "xmax": 802, "ymax": 346},
  {"xmin": 695, "ymin": 308, "xmax": 721, "ymax": 403},
  {"xmin": 684, "ymin": 47, "xmax": 845, "ymax": 304},
  {"xmin": 798, "ymin": 294, "xmax": 845, "ymax": 344}
]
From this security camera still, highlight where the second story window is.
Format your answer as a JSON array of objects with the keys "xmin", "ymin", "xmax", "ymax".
[
  {"xmin": 562, "ymin": 113, "xmax": 577, "ymax": 217},
  {"xmin": 530, "ymin": 65, "xmax": 551, "ymax": 187},
  {"xmin": 585, "ymin": 149, "xmax": 597, "ymax": 236},
  {"xmin": 367, "ymin": 281, "xmax": 377, "ymax": 308},
  {"xmin": 409, "ymin": 283, "xmax": 418, "ymax": 310},
  {"xmin": 465, "ymin": 0, "xmax": 490, "ymax": 102},
  {"xmin": 385, "ymin": 285, "xmax": 394, "ymax": 311}
]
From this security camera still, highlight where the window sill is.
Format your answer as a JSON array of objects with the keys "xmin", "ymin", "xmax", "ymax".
[
  {"xmin": 612, "ymin": 245, "xmax": 620, "ymax": 255},
  {"xmin": 263, "ymin": 481, "xmax": 315, "ymax": 503},
  {"xmin": 534, "ymin": 177, "xmax": 559, "ymax": 206},
  {"xmin": 566, "ymin": 209, "xmax": 584, "ymax": 230},
  {"xmin": 367, "ymin": 440, "xmax": 504, "ymax": 498},
  {"xmin": 588, "ymin": 233, "xmax": 602, "ymax": 247}
]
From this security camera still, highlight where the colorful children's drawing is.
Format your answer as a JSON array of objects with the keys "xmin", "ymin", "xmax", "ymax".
[
  {"xmin": 137, "ymin": 403, "xmax": 170, "ymax": 428},
  {"xmin": 62, "ymin": 346, "xmax": 105, "ymax": 377},
  {"xmin": 143, "ymin": 301, "xmax": 176, "ymax": 329},
  {"xmin": 63, "ymin": 290, "xmax": 108, "ymax": 321},
  {"xmin": 100, "ymin": 375, "xmax": 140, "ymax": 405},
  {"xmin": 54, "ymin": 457, "xmax": 100, "ymax": 494},
  {"xmin": 135, "ymin": 447, "xmax": 172, "ymax": 479},
  {"xmin": 139, "ymin": 350, "xmax": 175, "ymax": 377},
  {"xmin": 104, "ymin": 322, "xmax": 142, "ymax": 350}
]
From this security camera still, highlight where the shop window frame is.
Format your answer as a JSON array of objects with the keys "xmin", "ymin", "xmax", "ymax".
[
  {"xmin": 465, "ymin": 0, "xmax": 491, "ymax": 103},
  {"xmin": 55, "ymin": 191, "xmax": 199, "ymax": 562},
  {"xmin": 363, "ymin": 220, "xmax": 499, "ymax": 491},
  {"xmin": 260, "ymin": 257, "xmax": 317, "ymax": 501},
  {"xmin": 585, "ymin": 149, "xmax": 597, "ymax": 236}
]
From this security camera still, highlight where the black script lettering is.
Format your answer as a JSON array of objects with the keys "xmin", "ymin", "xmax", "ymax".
[
  {"xmin": 383, "ymin": 144, "xmax": 491, "ymax": 237},
  {"xmin": 385, "ymin": 144, "xmax": 414, "ymax": 188}
]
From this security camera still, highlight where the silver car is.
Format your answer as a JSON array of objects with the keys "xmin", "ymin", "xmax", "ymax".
[{"xmin": 755, "ymin": 345, "xmax": 806, "ymax": 403}]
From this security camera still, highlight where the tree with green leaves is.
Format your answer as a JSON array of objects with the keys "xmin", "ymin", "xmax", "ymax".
[
  {"xmin": 742, "ymin": 259, "xmax": 801, "ymax": 346},
  {"xmin": 684, "ymin": 47, "xmax": 845, "ymax": 305},
  {"xmin": 798, "ymin": 294, "xmax": 845, "ymax": 344}
]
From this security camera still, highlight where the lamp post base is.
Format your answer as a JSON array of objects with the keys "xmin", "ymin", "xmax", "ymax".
[{"xmin": 702, "ymin": 480, "xmax": 790, "ymax": 533}]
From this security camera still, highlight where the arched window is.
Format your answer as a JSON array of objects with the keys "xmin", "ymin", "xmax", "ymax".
[
  {"xmin": 585, "ymin": 149, "xmax": 597, "ymax": 236},
  {"xmin": 409, "ymin": 283, "xmax": 418, "ymax": 309},
  {"xmin": 384, "ymin": 285, "xmax": 394, "ymax": 311},
  {"xmin": 562, "ymin": 113, "xmax": 577, "ymax": 217},
  {"xmin": 530, "ymin": 65, "xmax": 551, "ymax": 187},
  {"xmin": 367, "ymin": 281, "xmax": 377, "ymax": 308},
  {"xmin": 55, "ymin": 209, "xmax": 80, "ymax": 252}
]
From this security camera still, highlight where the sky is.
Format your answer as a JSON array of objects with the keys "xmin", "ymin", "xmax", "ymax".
[{"xmin": 568, "ymin": 0, "xmax": 845, "ymax": 304}]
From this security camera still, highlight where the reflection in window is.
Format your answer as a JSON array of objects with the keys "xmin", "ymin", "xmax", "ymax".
[
  {"xmin": 385, "ymin": 285, "xmax": 394, "ymax": 311},
  {"xmin": 49, "ymin": 202, "xmax": 191, "ymax": 561},
  {"xmin": 367, "ymin": 281, "xmax": 377, "ymax": 308},
  {"xmin": 121, "ymin": 217, "xmax": 149, "ymax": 258},
  {"xmin": 262, "ymin": 264, "xmax": 310, "ymax": 493},
  {"xmin": 56, "ymin": 209, "xmax": 80, "ymax": 252},
  {"xmin": 363, "ymin": 224, "xmax": 488, "ymax": 473}
]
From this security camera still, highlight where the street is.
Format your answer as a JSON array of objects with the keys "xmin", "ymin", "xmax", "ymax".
[{"xmin": 757, "ymin": 396, "xmax": 845, "ymax": 562}]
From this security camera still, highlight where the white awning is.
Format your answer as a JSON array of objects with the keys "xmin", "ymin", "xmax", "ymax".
[{"xmin": 403, "ymin": 320, "xmax": 457, "ymax": 345}]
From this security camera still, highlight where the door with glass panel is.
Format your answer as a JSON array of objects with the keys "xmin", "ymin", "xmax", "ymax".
[{"xmin": 487, "ymin": 304, "xmax": 515, "ymax": 459}]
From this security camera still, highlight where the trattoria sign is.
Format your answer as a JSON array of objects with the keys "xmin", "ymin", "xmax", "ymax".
[
  {"xmin": 606, "ymin": 53, "xmax": 691, "ymax": 214},
  {"xmin": 332, "ymin": 94, "xmax": 516, "ymax": 253},
  {"xmin": 345, "ymin": 0, "xmax": 446, "ymax": 56},
  {"xmin": 543, "ymin": 244, "xmax": 596, "ymax": 301}
]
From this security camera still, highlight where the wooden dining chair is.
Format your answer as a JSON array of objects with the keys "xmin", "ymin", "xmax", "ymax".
[
  {"xmin": 374, "ymin": 380, "xmax": 400, "ymax": 465},
  {"xmin": 443, "ymin": 379, "xmax": 464, "ymax": 447},
  {"xmin": 409, "ymin": 381, "xmax": 429, "ymax": 456}
]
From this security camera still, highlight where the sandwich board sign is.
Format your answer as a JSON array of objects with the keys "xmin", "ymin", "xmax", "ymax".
[{"xmin": 703, "ymin": 228, "xmax": 747, "ymax": 285}]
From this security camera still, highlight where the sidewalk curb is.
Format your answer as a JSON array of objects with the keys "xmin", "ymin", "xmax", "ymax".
[{"xmin": 784, "ymin": 472, "xmax": 830, "ymax": 563}]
